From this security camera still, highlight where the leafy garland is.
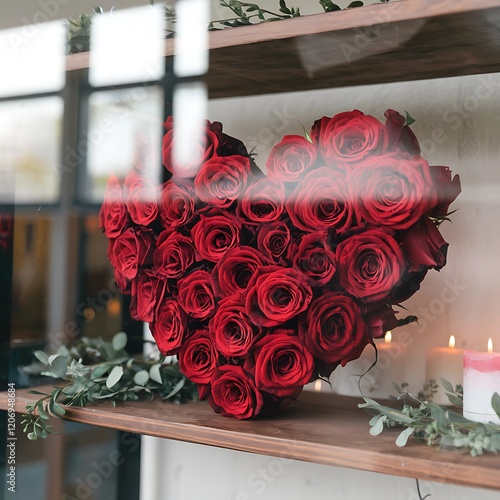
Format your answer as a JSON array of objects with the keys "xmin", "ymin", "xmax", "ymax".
[
  {"xmin": 361, "ymin": 379, "xmax": 500, "ymax": 456},
  {"xmin": 21, "ymin": 332, "xmax": 197, "ymax": 440}
]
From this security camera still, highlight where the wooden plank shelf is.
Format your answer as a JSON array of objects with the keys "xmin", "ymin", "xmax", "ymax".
[
  {"xmin": 2, "ymin": 386, "xmax": 500, "ymax": 490},
  {"xmin": 67, "ymin": 0, "xmax": 500, "ymax": 97}
]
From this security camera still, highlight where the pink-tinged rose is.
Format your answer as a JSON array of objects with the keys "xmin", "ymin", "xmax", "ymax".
[
  {"xmin": 266, "ymin": 135, "xmax": 317, "ymax": 182},
  {"xmin": 351, "ymin": 154, "xmax": 436, "ymax": 230},
  {"xmin": 428, "ymin": 165, "xmax": 461, "ymax": 218},
  {"xmin": 245, "ymin": 266, "xmax": 313, "ymax": 327},
  {"xmin": 401, "ymin": 217, "xmax": 448, "ymax": 272},
  {"xmin": 253, "ymin": 333, "xmax": 314, "ymax": 397},
  {"xmin": 286, "ymin": 167, "xmax": 355, "ymax": 233},
  {"xmin": 384, "ymin": 109, "xmax": 420, "ymax": 157},
  {"xmin": 239, "ymin": 179, "xmax": 285, "ymax": 223},
  {"xmin": 124, "ymin": 172, "xmax": 159, "ymax": 226},
  {"xmin": 159, "ymin": 179, "xmax": 195, "ymax": 230},
  {"xmin": 364, "ymin": 304, "xmax": 399, "ymax": 339},
  {"xmin": 256, "ymin": 221, "xmax": 291, "ymax": 262},
  {"xmin": 150, "ymin": 298, "xmax": 187, "ymax": 355},
  {"xmin": 299, "ymin": 292, "xmax": 368, "ymax": 368},
  {"xmin": 337, "ymin": 228, "xmax": 405, "ymax": 303},
  {"xmin": 194, "ymin": 155, "xmax": 251, "ymax": 208},
  {"xmin": 153, "ymin": 231, "xmax": 195, "ymax": 279},
  {"xmin": 209, "ymin": 365, "xmax": 263, "ymax": 419},
  {"xmin": 108, "ymin": 228, "xmax": 154, "ymax": 281},
  {"xmin": 213, "ymin": 246, "xmax": 268, "ymax": 297},
  {"xmin": 311, "ymin": 110, "xmax": 385, "ymax": 165},
  {"xmin": 99, "ymin": 175, "xmax": 129, "ymax": 238},
  {"xmin": 178, "ymin": 330, "xmax": 218, "ymax": 385},
  {"xmin": 292, "ymin": 231, "xmax": 336, "ymax": 286},
  {"xmin": 130, "ymin": 270, "xmax": 167, "ymax": 323},
  {"xmin": 178, "ymin": 270, "xmax": 217, "ymax": 320},
  {"xmin": 191, "ymin": 212, "xmax": 241, "ymax": 262}
]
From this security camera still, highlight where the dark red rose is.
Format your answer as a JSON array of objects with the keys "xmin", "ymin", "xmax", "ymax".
[
  {"xmin": 253, "ymin": 333, "xmax": 314, "ymax": 397},
  {"xmin": 384, "ymin": 109, "xmax": 420, "ymax": 157},
  {"xmin": 194, "ymin": 155, "xmax": 251, "ymax": 208},
  {"xmin": 210, "ymin": 296, "xmax": 259, "ymax": 358},
  {"xmin": 286, "ymin": 167, "xmax": 355, "ymax": 233},
  {"xmin": 178, "ymin": 270, "xmax": 216, "ymax": 320},
  {"xmin": 99, "ymin": 175, "xmax": 129, "ymax": 238},
  {"xmin": 401, "ymin": 217, "xmax": 448, "ymax": 272},
  {"xmin": 351, "ymin": 154, "xmax": 436, "ymax": 230},
  {"xmin": 257, "ymin": 221, "xmax": 291, "ymax": 262},
  {"xmin": 311, "ymin": 110, "xmax": 385, "ymax": 165},
  {"xmin": 213, "ymin": 247, "xmax": 268, "ymax": 298},
  {"xmin": 108, "ymin": 228, "xmax": 154, "ymax": 281},
  {"xmin": 153, "ymin": 231, "xmax": 195, "ymax": 279},
  {"xmin": 209, "ymin": 365, "xmax": 263, "ymax": 419},
  {"xmin": 364, "ymin": 304, "xmax": 399, "ymax": 339},
  {"xmin": 112, "ymin": 266, "xmax": 132, "ymax": 295},
  {"xmin": 266, "ymin": 135, "xmax": 317, "ymax": 182},
  {"xmin": 178, "ymin": 330, "xmax": 218, "ymax": 385},
  {"xmin": 162, "ymin": 117, "xmax": 219, "ymax": 178},
  {"xmin": 245, "ymin": 266, "xmax": 313, "ymax": 327},
  {"xmin": 159, "ymin": 179, "xmax": 195, "ymax": 230},
  {"xmin": 150, "ymin": 298, "xmax": 187, "ymax": 355},
  {"xmin": 124, "ymin": 172, "xmax": 159, "ymax": 226},
  {"xmin": 191, "ymin": 212, "xmax": 241, "ymax": 262},
  {"xmin": 210, "ymin": 121, "xmax": 249, "ymax": 158},
  {"xmin": 130, "ymin": 270, "xmax": 167, "ymax": 323},
  {"xmin": 299, "ymin": 292, "xmax": 368, "ymax": 368},
  {"xmin": 337, "ymin": 228, "xmax": 405, "ymax": 303},
  {"xmin": 239, "ymin": 179, "xmax": 285, "ymax": 223},
  {"xmin": 428, "ymin": 165, "xmax": 461, "ymax": 218}
]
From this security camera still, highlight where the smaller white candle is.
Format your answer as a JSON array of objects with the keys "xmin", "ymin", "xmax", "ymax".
[
  {"xmin": 303, "ymin": 375, "xmax": 334, "ymax": 393},
  {"xmin": 426, "ymin": 335, "xmax": 464, "ymax": 405},
  {"xmin": 463, "ymin": 338, "xmax": 500, "ymax": 425}
]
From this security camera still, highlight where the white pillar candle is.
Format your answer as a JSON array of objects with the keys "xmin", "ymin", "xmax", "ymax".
[
  {"xmin": 303, "ymin": 377, "xmax": 334, "ymax": 393},
  {"xmin": 426, "ymin": 335, "xmax": 463, "ymax": 405},
  {"xmin": 463, "ymin": 338, "xmax": 500, "ymax": 425},
  {"xmin": 332, "ymin": 332, "xmax": 405, "ymax": 399}
]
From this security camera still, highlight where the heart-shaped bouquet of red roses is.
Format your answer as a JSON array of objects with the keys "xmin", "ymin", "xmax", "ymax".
[{"xmin": 100, "ymin": 109, "xmax": 461, "ymax": 419}]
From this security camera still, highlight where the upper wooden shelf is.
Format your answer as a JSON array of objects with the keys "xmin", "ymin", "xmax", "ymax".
[
  {"xmin": 2, "ymin": 385, "xmax": 500, "ymax": 491},
  {"xmin": 67, "ymin": 0, "xmax": 500, "ymax": 97}
]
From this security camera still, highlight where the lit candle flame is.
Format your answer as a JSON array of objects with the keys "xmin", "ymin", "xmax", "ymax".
[
  {"xmin": 314, "ymin": 379, "xmax": 322, "ymax": 392},
  {"xmin": 449, "ymin": 335, "xmax": 456, "ymax": 349},
  {"xmin": 488, "ymin": 338, "xmax": 493, "ymax": 354},
  {"xmin": 384, "ymin": 331, "xmax": 392, "ymax": 344}
]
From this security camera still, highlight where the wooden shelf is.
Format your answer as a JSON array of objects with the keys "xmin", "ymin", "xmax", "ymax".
[
  {"xmin": 2, "ymin": 386, "xmax": 500, "ymax": 490},
  {"xmin": 68, "ymin": 0, "xmax": 500, "ymax": 97}
]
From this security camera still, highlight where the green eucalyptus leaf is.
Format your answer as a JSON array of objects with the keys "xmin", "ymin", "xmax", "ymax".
[
  {"xmin": 112, "ymin": 331, "xmax": 128, "ymax": 351},
  {"xmin": 164, "ymin": 378, "xmax": 185, "ymax": 399},
  {"xmin": 446, "ymin": 394, "xmax": 463, "ymax": 407},
  {"xmin": 48, "ymin": 355, "xmax": 68, "ymax": 378},
  {"xmin": 149, "ymin": 364, "xmax": 163, "ymax": 384},
  {"xmin": 395, "ymin": 427, "xmax": 414, "ymax": 447},
  {"xmin": 440, "ymin": 378, "xmax": 455, "ymax": 394},
  {"xmin": 492, "ymin": 393, "xmax": 500, "ymax": 417},
  {"xmin": 106, "ymin": 366, "xmax": 124, "ymax": 389},
  {"xmin": 91, "ymin": 364, "xmax": 111, "ymax": 380},
  {"xmin": 34, "ymin": 350, "xmax": 49, "ymax": 365},
  {"xmin": 347, "ymin": 1, "xmax": 363, "ymax": 7},
  {"xmin": 133, "ymin": 370, "xmax": 150, "ymax": 386},
  {"xmin": 404, "ymin": 111, "xmax": 416, "ymax": 126},
  {"xmin": 428, "ymin": 402, "xmax": 447, "ymax": 430},
  {"xmin": 369, "ymin": 417, "xmax": 384, "ymax": 436}
]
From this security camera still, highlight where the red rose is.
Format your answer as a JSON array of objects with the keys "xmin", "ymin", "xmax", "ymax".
[
  {"xmin": 150, "ymin": 298, "xmax": 187, "ymax": 355},
  {"xmin": 212, "ymin": 247, "xmax": 268, "ymax": 297},
  {"xmin": 210, "ymin": 121, "xmax": 249, "ymax": 158},
  {"xmin": 209, "ymin": 365, "xmax": 263, "ymax": 419},
  {"xmin": 428, "ymin": 165, "xmax": 461, "ymax": 218},
  {"xmin": 266, "ymin": 135, "xmax": 317, "ymax": 182},
  {"xmin": 239, "ymin": 178, "xmax": 285, "ymax": 223},
  {"xmin": 364, "ymin": 304, "xmax": 399, "ymax": 339},
  {"xmin": 153, "ymin": 231, "xmax": 196, "ymax": 279},
  {"xmin": 112, "ymin": 266, "xmax": 132, "ymax": 295},
  {"xmin": 245, "ymin": 266, "xmax": 313, "ymax": 327},
  {"xmin": 256, "ymin": 221, "xmax": 291, "ymax": 262},
  {"xmin": 159, "ymin": 179, "xmax": 195, "ymax": 229},
  {"xmin": 191, "ymin": 212, "xmax": 241, "ymax": 262},
  {"xmin": 384, "ymin": 109, "xmax": 420, "ymax": 157},
  {"xmin": 178, "ymin": 330, "xmax": 218, "ymax": 385},
  {"xmin": 253, "ymin": 333, "xmax": 314, "ymax": 397},
  {"xmin": 299, "ymin": 292, "xmax": 368, "ymax": 368},
  {"xmin": 351, "ymin": 154, "xmax": 436, "ymax": 230},
  {"xmin": 337, "ymin": 229, "xmax": 405, "ymax": 303},
  {"xmin": 194, "ymin": 155, "xmax": 251, "ymax": 208},
  {"xmin": 286, "ymin": 166, "xmax": 355, "ymax": 233},
  {"xmin": 124, "ymin": 172, "xmax": 159, "ymax": 226},
  {"xmin": 401, "ymin": 217, "xmax": 448, "ymax": 272},
  {"xmin": 210, "ymin": 296, "xmax": 260, "ymax": 357},
  {"xmin": 292, "ymin": 231, "xmax": 336, "ymax": 286},
  {"xmin": 311, "ymin": 110, "xmax": 385, "ymax": 165},
  {"xmin": 108, "ymin": 228, "xmax": 154, "ymax": 280},
  {"xmin": 99, "ymin": 175, "xmax": 129, "ymax": 238},
  {"xmin": 130, "ymin": 270, "xmax": 167, "ymax": 323},
  {"xmin": 178, "ymin": 270, "xmax": 216, "ymax": 320}
]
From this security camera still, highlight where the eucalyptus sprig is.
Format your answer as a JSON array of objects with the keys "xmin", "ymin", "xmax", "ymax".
[
  {"xmin": 360, "ymin": 379, "xmax": 500, "ymax": 456},
  {"xmin": 21, "ymin": 332, "xmax": 197, "ymax": 440}
]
